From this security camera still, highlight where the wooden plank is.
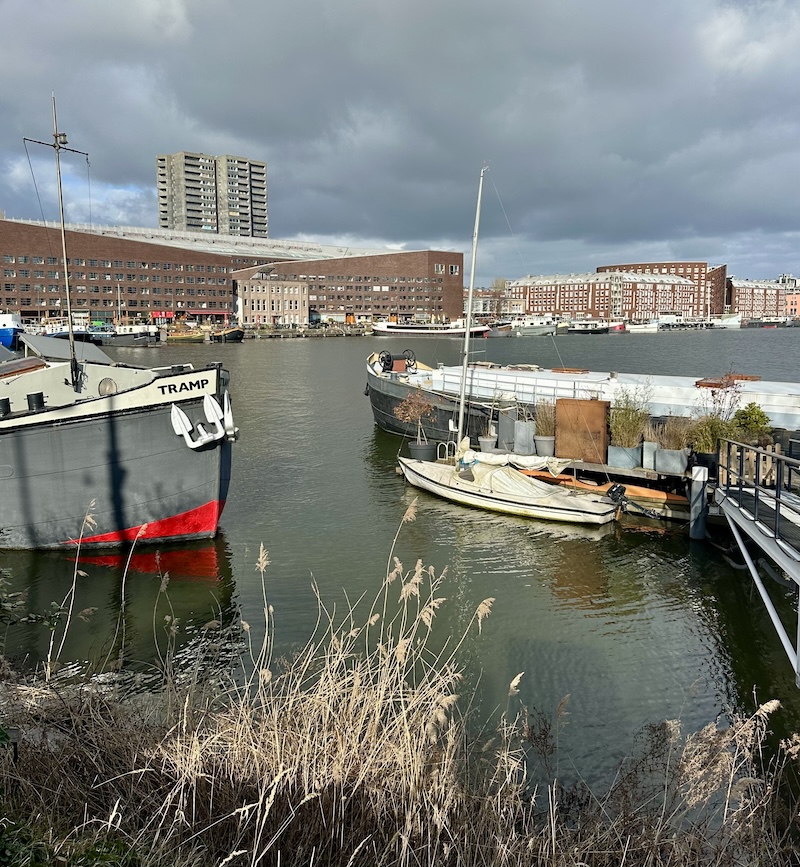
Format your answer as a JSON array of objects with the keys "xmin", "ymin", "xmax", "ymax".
[{"xmin": 555, "ymin": 398, "xmax": 609, "ymax": 463}]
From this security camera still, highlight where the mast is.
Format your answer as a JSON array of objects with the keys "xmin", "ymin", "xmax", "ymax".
[
  {"xmin": 456, "ymin": 165, "xmax": 488, "ymax": 445},
  {"xmin": 51, "ymin": 96, "xmax": 80, "ymax": 388},
  {"xmin": 25, "ymin": 96, "xmax": 88, "ymax": 391}
]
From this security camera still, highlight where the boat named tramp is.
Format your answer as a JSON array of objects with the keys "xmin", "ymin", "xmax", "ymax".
[{"xmin": 0, "ymin": 334, "xmax": 236, "ymax": 548}]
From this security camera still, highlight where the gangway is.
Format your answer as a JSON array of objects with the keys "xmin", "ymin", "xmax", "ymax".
[{"xmin": 714, "ymin": 438, "xmax": 800, "ymax": 686}]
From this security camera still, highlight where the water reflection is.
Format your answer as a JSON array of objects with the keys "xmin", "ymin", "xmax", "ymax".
[{"xmin": 1, "ymin": 535, "xmax": 238, "ymax": 679}]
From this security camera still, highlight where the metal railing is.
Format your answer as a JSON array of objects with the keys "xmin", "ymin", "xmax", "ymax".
[{"xmin": 718, "ymin": 438, "xmax": 800, "ymax": 551}]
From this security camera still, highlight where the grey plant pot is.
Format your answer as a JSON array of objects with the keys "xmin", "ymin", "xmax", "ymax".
[
  {"xmin": 478, "ymin": 435, "xmax": 497, "ymax": 452},
  {"xmin": 654, "ymin": 447, "xmax": 689, "ymax": 474},
  {"xmin": 534, "ymin": 435, "xmax": 556, "ymax": 457},
  {"xmin": 408, "ymin": 441, "xmax": 437, "ymax": 461},
  {"xmin": 607, "ymin": 444, "xmax": 642, "ymax": 469},
  {"xmin": 514, "ymin": 420, "xmax": 536, "ymax": 455}
]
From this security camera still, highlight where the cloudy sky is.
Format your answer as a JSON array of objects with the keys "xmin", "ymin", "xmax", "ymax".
[{"xmin": 1, "ymin": 0, "xmax": 799, "ymax": 286}]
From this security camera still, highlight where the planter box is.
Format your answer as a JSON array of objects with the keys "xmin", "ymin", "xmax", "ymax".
[
  {"xmin": 654, "ymin": 447, "xmax": 689, "ymax": 474},
  {"xmin": 607, "ymin": 444, "xmax": 642, "ymax": 469}
]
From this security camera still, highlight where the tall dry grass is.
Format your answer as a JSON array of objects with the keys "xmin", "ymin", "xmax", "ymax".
[{"xmin": 1, "ymin": 499, "xmax": 799, "ymax": 865}]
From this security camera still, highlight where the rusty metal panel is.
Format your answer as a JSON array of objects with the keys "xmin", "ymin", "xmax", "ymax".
[{"xmin": 555, "ymin": 398, "xmax": 609, "ymax": 463}]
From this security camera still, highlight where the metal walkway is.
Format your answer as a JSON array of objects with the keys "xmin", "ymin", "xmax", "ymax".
[{"xmin": 714, "ymin": 438, "xmax": 800, "ymax": 686}]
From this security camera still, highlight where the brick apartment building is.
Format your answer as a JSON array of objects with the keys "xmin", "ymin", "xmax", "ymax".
[
  {"xmin": 596, "ymin": 261, "xmax": 728, "ymax": 318},
  {"xmin": 0, "ymin": 219, "xmax": 252, "ymax": 325},
  {"xmin": 233, "ymin": 250, "xmax": 465, "ymax": 327},
  {"xmin": 1, "ymin": 220, "xmax": 462, "ymax": 328},
  {"xmin": 727, "ymin": 277, "xmax": 787, "ymax": 321},
  {"xmin": 506, "ymin": 271, "xmax": 696, "ymax": 321}
]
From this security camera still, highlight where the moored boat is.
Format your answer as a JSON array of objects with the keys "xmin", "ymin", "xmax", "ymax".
[
  {"xmin": 0, "ymin": 334, "xmax": 236, "ymax": 548},
  {"xmin": 91, "ymin": 323, "xmax": 162, "ymax": 347},
  {"xmin": 2, "ymin": 98, "xmax": 237, "ymax": 549},
  {"xmin": 167, "ymin": 328, "xmax": 206, "ymax": 344},
  {"xmin": 371, "ymin": 319, "xmax": 491, "ymax": 338},
  {"xmin": 366, "ymin": 354, "xmax": 800, "ymax": 438},
  {"xmin": 0, "ymin": 312, "xmax": 24, "ymax": 349},
  {"xmin": 566, "ymin": 319, "xmax": 625, "ymax": 334},
  {"xmin": 392, "ymin": 167, "xmax": 621, "ymax": 526},
  {"xmin": 210, "ymin": 326, "xmax": 245, "ymax": 343}
]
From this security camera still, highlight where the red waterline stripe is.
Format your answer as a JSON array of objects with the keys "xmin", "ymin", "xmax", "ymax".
[{"xmin": 68, "ymin": 499, "xmax": 224, "ymax": 545}]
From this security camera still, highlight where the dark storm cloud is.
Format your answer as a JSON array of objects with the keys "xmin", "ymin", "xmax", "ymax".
[{"xmin": 1, "ymin": 0, "xmax": 799, "ymax": 284}]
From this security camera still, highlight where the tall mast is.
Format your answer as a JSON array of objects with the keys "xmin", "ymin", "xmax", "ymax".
[
  {"xmin": 51, "ymin": 96, "xmax": 79, "ymax": 386},
  {"xmin": 26, "ymin": 96, "xmax": 89, "ymax": 391},
  {"xmin": 456, "ymin": 165, "xmax": 488, "ymax": 445}
]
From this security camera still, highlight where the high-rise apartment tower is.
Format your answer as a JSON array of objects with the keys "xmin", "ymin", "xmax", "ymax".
[{"xmin": 156, "ymin": 152, "xmax": 268, "ymax": 237}]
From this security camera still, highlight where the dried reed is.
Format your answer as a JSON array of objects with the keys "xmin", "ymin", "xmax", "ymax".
[{"xmin": 0, "ymin": 510, "xmax": 798, "ymax": 866}]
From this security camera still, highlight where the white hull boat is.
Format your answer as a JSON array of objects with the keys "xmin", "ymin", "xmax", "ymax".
[
  {"xmin": 394, "ymin": 167, "xmax": 622, "ymax": 526},
  {"xmin": 399, "ymin": 449, "xmax": 619, "ymax": 525},
  {"xmin": 372, "ymin": 319, "xmax": 490, "ymax": 338}
]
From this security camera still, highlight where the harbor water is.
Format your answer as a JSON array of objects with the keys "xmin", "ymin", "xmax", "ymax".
[{"xmin": 4, "ymin": 327, "xmax": 800, "ymax": 786}]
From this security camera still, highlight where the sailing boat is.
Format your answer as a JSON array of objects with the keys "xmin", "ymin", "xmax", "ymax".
[
  {"xmin": 0, "ymin": 97, "xmax": 236, "ymax": 548},
  {"xmin": 395, "ymin": 167, "xmax": 620, "ymax": 526}
]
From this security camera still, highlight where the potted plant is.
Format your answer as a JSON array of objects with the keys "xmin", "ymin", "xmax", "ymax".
[
  {"xmin": 732, "ymin": 402, "xmax": 773, "ymax": 446},
  {"xmin": 393, "ymin": 389, "xmax": 436, "ymax": 460},
  {"xmin": 653, "ymin": 415, "xmax": 693, "ymax": 474},
  {"xmin": 513, "ymin": 402, "xmax": 536, "ymax": 455},
  {"xmin": 533, "ymin": 398, "xmax": 557, "ymax": 457},
  {"xmin": 690, "ymin": 378, "xmax": 741, "ymax": 478},
  {"xmin": 607, "ymin": 385, "xmax": 650, "ymax": 468}
]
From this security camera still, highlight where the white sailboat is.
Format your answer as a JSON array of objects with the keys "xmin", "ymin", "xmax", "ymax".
[{"xmin": 396, "ymin": 167, "xmax": 620, "ymax": 526}]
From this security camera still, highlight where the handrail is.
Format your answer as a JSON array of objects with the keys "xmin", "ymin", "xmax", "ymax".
[{"xmin": 718, "ymin": 438, "xmax": 800, "ymax": 546}]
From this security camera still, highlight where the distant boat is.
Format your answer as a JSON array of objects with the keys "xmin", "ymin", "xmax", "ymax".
[
  {"xmin": 566, "ymin": 320, "xmax": 625, "ymax": 335},
  {"xmin": 486, "ymin": 316, "xmax": 557, "ymax": 337},
  {"xmin": 0, "ymin": 312, "xmax": 24, "ymax": 349},
  {"xmin": 625, "ymin": 319, "xmax": 659, "ymax": 333},
  {"xmin": 210, "ymin": 326, "xmax": 245, "ymax": 343},
  {"xmin": 507, "ymin": 315, "xmax": 557, "ymax": 337},
  {"xmin": 89, "ymin": 323, "xmax": 162, "ymax": 347},
  {"xmin": 167, "ymin": 328, "xmax": 206, "ymax": 344},
  {"xmin": 371, "ymin": 319, "xmax": 491, "ymax": 338}
]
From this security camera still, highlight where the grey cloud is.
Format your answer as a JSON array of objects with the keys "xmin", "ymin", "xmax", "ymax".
[{"xmin": 1, "ymin": 0, "xmax": 799, "ymax": 286}]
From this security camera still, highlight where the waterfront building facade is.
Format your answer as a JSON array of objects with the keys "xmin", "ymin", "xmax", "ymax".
[
  {"xmin": 156, "ymin": 152, "xmax": 268, "ymax": 237},
  {"xmin": 506, "ymin": 271, "xmax": 696, "ymax": 321},
  {"xmin": 0, "ymin": 219, "xmax": 245, "ymax": 325},
  {"xmin": 0, "ymin": 220, "xmax": 352, "ymax": 325},
  {"xmin": 233, "ymin": 250, "xmax": 465, "ymax": 327},
  {"xmin": 727, "ymin": 277, "xmax": 787, "ymax": 321},
  {"xmin": 596, "ymin": 261, "xmax": 727, "ymax": 318}
]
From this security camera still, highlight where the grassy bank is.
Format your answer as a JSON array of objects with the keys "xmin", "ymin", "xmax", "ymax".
[{"xmin": 1, "ymin": 504, "xmax": 799, "ymax": 866}]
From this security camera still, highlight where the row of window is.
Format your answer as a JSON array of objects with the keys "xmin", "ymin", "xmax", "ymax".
[
  {"xmin": 3, "ymin": 285, "xmax": 220, "ymax": 297},
  {"xmin": 14, "ymin": 298, "xmax": 221, "ymax": 310},
  {"xmin": 4, "ymin": 271, "xmax": 226, "ymax": 285},
  {"xmin": 2, "ymin": 255, "xmax": 228, "ymax": 272},
  {"xmin": 266, "ymin": 275, "xmax": 448, "ymax": 284}
]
